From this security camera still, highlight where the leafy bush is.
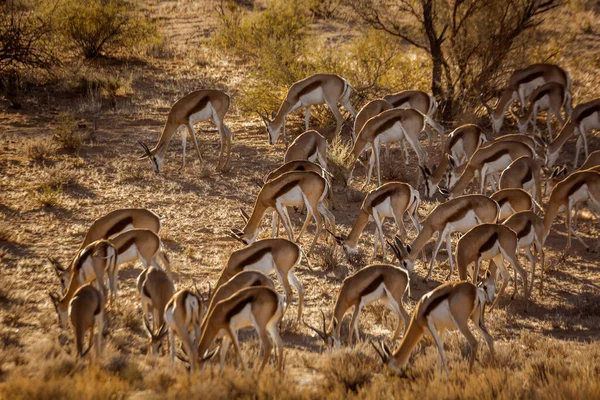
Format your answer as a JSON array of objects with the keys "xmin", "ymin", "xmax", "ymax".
[{"xmin": 57, "ymin": 0, "xmax": 158, "ymax": 58}]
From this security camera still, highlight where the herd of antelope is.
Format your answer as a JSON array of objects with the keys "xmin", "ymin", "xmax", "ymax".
[{"xmin": 50, "ymin": 63, "xmax": 600, "ymax": 376}]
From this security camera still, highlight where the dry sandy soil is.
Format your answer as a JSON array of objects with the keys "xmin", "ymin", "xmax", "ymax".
[{"xmin": 0, "ymin": 1, "xmax": 600, "ymax": 399}]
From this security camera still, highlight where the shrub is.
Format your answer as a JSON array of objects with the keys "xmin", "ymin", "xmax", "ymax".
[
  {"xmin": 33, "ymin": 184, "xmax": 62, "ymax": 207},
  {"xmin": 51, "ymin": 113, "xmax": 83, "ymax": 152},
  {"xmin": 0, "ymin": 0, "xmax": 57, "ymax": 76},
  {"xmin": 24, "ymin": 137, "xmax": 54, "ymax": 163},
  {"xmin": 56, "ymin": 0, "xmax": 158, "ymax": 59}
]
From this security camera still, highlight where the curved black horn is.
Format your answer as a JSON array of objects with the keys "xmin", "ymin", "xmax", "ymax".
[{"xmin": 138, "ymin": 140, "xmax": 152, "ymax": 159}]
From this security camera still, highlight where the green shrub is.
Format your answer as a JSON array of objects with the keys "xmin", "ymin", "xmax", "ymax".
[{"xmin": 57, "ymin": 0, "xmax": 158, "ymax": 59}]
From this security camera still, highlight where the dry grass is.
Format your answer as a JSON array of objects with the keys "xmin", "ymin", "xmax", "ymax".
[
  {"xmin": 0, "ymin": 0, "xmax": 599, "ymax": 398},
  {"xmin": 51, "ymin": 113, "xmax": 84, "ymax": 152},
  {"xmin": 24, "ymin": 137, "xmax": 55, "ymax": 163}
]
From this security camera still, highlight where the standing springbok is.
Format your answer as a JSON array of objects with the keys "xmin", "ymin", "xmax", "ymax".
[
  {"xmin": 420, "ymin": 124, "xmax": 487, "ymax": 198},
  {"xmin": 62, "ymin": 284, "xmax": 105, "ymax": 360},
  {"xmin": 259, "ymin": 74, "xmax": 356, "ymax": 146},
  {"xmin": 215, "ymin": 238, "xmax": 306, "ymax": 321},
  {"xmin": 512, "ymin": 82, "xmax": 568, "ymax": 138},
  {"xmin": 383, "ymin": 90, "xmax": 445, "ymax": 145},
  {"xmin": 499, "ymin": 156, "xmax": 543, "ymax": 203},
  {"xmin": 353, "ymin": 99, "xmax": 393, "ymax": 142},
  {"xmin": 138, "ymin": 89, "xmax": 232, "ymax": 172},
  {"xmin": 137, "ymin": 266, "xmax": 175, "ymax": 356},
  {"xmin": 349, "ymin": 108, "xmax": 428, "ymax": 189},
  {"xmin": 456, "ymin": 223, "xmax": 528, "ymax": 308},
  {"xmin": 490, "ymin": 188, "xmax": 539, "ymax": 221},
  {"xmin": 229, "ymin": 171, "xmax": 335, "ymax": 254},
  {"xmin": 503, "ymin": 211, "xmax": 546, "ymax": 295},
  {"xmin": 195, "ymin": 287, "xmax": 285, "ymax": 373},
  {"xmin": 303, "ymin": 263, "xmax": 410, "ymax": 348},
  {"xmin": 164, "ymin": 289, "xmax": 204, "ymax": 373},
  {"xmin": 538, "ymin": 98, "xmax": 600, "ymax": 168},
  {"xmin": 389, "ymin": 195, "xmax": 499, "ymax": 281},
  {"xmin": 439, "ymin": 141, "xmax": 534, "ymax": 197},
  {"xmin": 54, "ymin": 229, "xmax": 171, "ymax": 301},
  {"xmin": 480, "ymin": 63, "xmax": 571, "ymax": 133},
  {"xmin": 49, "ymin": 240, "xmax": 116, "ymax": 329},
  {"xmin": 330, "ymin": 182, "xmax": 421, "ymax": 261},
  {"xmin": 372, "ymin": 278, "xmax": 496, "ymax": 375},
  {"xmin": 78, "ymin": 208, "xmax": 162, "ymax": 251},
  {"xmin": 544, "ymin": 170, "xmax": 600, "ymax": 249}
]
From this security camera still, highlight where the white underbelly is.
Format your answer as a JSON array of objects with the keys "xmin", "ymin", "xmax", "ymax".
[
  {"xmin": 277, "ymin": 186, "xmax": 305, "ymax": 207},
  {"xmin": 188, "ymin": 107, "xmax": 212, "ymax": 125},
  {"xmin": 427, "ymin": 300, "xmax": 456, "ymax": 331},
  {"xmin": 243, "ymin": 253, "xmax": 275, "ymax": 275},
  {"xmin": 108, "ymin": 224, "xmax": 134, "ymax": 240},
  {"xmin": 498, "ymin": 203, "xmax": 515, "ymax": 220},
  {"xmin": 480, "ymin": 242, "xmax": 500, "ymax": 259},
  {"xmin": 450, "ymin": 139, "xmax": 466, "ymax": 162},
  {"xmin": 379, "ymin": 125, "xmax": 404, "ymax": 144},
  {"xmin": 359, "ymin": 283, "xmax": 386, "ymax": 308},
  {"xmin": 374, "ymin": 198, "xmax": 394, "ymax": 219},
  {"xmin": 300, "ymin": 88, "xmax": 326, "ymax": 106},
  {"xmin": 118, "ymin": 245, "xmax": 140, "ymax": 265},
  {"xmin": 518, "ymin": 229, "xmax": 535, "ymax": 249},
  {"xmin": 447, "ymin": 210, "xmax": 479, "ymax": 233},
  {"xmin": 522, "ymin": 78, "xmax": 546, "ymax": 98},
  {"xmin": 230, "ymin": 303, "xmax": 255, "ymax": 331},
  {"xmin": 570, "ymin": 184, "xmax": 590, "ymax": 205},
  {"xmin": 486, "ymin": 154, "xmax": 514, "ymax": 175}
]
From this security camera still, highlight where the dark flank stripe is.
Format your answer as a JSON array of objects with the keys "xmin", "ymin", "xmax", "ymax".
[
  {"xmin": 447, "ymin": 205, "xmax": 471, "ymax": 223},
  {"xmin": 74, "ymin": 246, "xmax": 94, "ymax": 270},
  {"xmin": 371, "ymin": 187, "xmax": 394, "ymax": 208},
  {"xmin": 423, "ymin": 292, "xmax": 451, "ymax": 316},
  {"xmin": 517, "ymin": 220, "xmax": 532, "ymax": 239},
  {"xmin": 578, "ymin": 105, "xmax": 600, "ymax": 122},
  {"xmin": 479, "ymin": 232, "xmax": 498, "ymax": 253},
  {"xmin": 251, "ymin": 279, "xmax": 263, "ymax": 287},
  {"xmin": 566, "ymin": 180, "xmax": 586, "ymax": 198},
  {"xmin": 447, "ymin": 131, "xmax": 464, "ymax": 150},
  {"xmin": 118, "ymin": 238, "xmax": 137, "ymax": 255},
  {"xmin": 377, "ymin": 116, "xmax": 403, "ymax": 134},
  {"xmin": 273, "ymin": 180, "xmax": 301, "ymax": 199},
  {"xmin": 389, "ymin": 94, "xmax": 411, "ymax": 108},
  {"xmin": 482, "ymin": 149, "xmax": 510, "ymax": 165},
  {"xmin": 226, "ymin": 296, "xmax": 254, "ymax": 320},
  {"xmin": 187, "ymin": 96, "xmax": 210, "ymax": 118},
  {"xmin": 306, "ymin": 140, "xmax": 317, "ymax": 159},
  {"xmin": 105, "ymin": 216, "xmax": 133, "ymax": 238},
  {"xmin": 240, "ymin": 247, "xmax": 272, "ymax": 268},
  {"xmin": 359, "ymin": 274, "xmax": 385, "ymax": 298},
  {"xmin": 494, "ymin": 195, "xmax": 509, "ymax": 207},
  {"xmin": 520, "ymin": 166, "xmax": 533, "ymax": 186},
  {"xmin": 515, "ymin": 70, "xmax": 545, "ymax": 86},
  {"xmin": 297, "ymin": 80, "xmax": 323, "ymax": 97},
  {"xmin": 532, "ymin": 87, "xmax": 552, "ymax": 102}
]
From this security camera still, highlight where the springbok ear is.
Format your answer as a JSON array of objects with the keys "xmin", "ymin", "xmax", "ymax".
[
  {"xmin": 406, "ymin": 244, "xmax": 412, "ymax": 254},
  {"xmin": 271, "ymin": 111, "xmax": 276, "ymax": 120}
]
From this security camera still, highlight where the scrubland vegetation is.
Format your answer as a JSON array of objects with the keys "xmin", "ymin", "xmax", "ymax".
[{"xmin": 1, "ymin": 0, "xmax": 600, "ymax": 399}]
